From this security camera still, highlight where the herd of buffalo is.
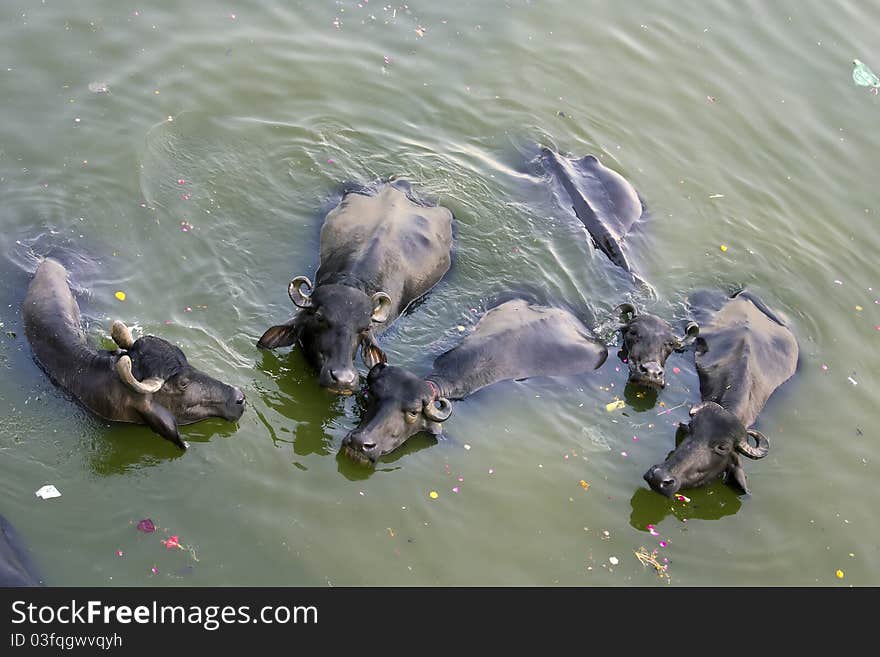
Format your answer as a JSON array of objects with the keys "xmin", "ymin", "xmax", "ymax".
[{"xmin": 3, "ymin": 147, "xmax": 799, "ymax": 585}]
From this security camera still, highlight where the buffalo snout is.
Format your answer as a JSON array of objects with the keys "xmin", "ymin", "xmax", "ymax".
[
  {"xmin": 643, "ymin": 465, "xmax": 680, "ymax": 497},
  {"xmin": 341, "ymin": 430, "xmax": 380, "ymax": 466},
  {"xmin": 328, "ymin": 367, "xmax": 358, "ymax": 391},
  {"xmin": 228, "ymin": 386, "xmax": 246, "ymax": 420},
  {"xmin": 632, "ymin": 360, "xmax": 665, "ymax": 388}
]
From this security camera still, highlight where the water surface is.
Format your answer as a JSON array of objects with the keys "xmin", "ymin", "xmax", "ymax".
[{"xmin": 1, "ymin": 0, "xmax": 878, "ymax": 585}]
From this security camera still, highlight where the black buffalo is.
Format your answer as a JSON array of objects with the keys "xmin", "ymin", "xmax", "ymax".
[
  {"xmin": 644, "ymin": 290, "xmax": 798, "ymax": 496},
  {"xmin": 540, "ymin": 148, "xmax": 645, "ymax": 273},
  {"xmin": 23, "ymin": 258, "xmax": 245, "ymax": 449},
  {"xmin": 616, "ymin": 302, "xmax": 699, "ymax": 389},
  {"xmin": 258, "ymin": 182, "xmax": 454, "ymax": 394},
  {"xmin": 341, "ymin": 298, "xmax": 608, "ymax": 465}
]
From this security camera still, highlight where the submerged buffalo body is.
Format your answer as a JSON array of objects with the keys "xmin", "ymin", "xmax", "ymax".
[
  {"xmin": 1, "ymin": 515, "xmax": 40, "ymax": 587},
  {"xmin": 540, "ymin": 148, "xmax": 645, "ymax": 273},
  {"xmin": 23, "ymin": 259, "xmax": 245, "ymax": 449},
  {"xmin": 258, "ymin": 183, "xmax": 454, "ymax": 394},
  {"xmin": 644, "ymin": 290, "xmax": 798, "ymax": 496},
  {"xmin": 615, "ymin": 302, "xmax": 699, "ymax": 389},
  {"xmin": 342, "ymin": 299, "xmax": 608, "ymax": 464}
]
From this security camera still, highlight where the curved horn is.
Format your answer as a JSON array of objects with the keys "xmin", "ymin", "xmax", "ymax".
[
  {"xmin": 370, "ymin": 292, "xmax": 392, "ymax": 323},
  {"xmin": 613, "ymin": 302, "xmax": 637, "ymax": 323},
  {"xmin": 736, "ymin": 429, "xmax": 769, "ymax": 460},
  {"xmin": 675, "ymin": 321, "xmax": 700, "ymax": 349},
  {"xmin": 423, "ymin": 397, "xmax": 453, "ymax": 422},
  {"xmin": 115, "ymin": 355, "xmax": 164, "ymax": 394},
  {"xmin": 288, "ymin": 276, "xmax": 313, "ymax": 308},
  {"xmin": 110, "ymin": 320, "xmax": 134, "ymax": 349}
]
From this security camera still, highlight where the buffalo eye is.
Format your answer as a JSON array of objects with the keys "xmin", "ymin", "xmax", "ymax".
[
  {"xmin": 177, "ymin": 376, "xmax": 190, "ymax": 389},
  {"xmin": 713, "ymin": 443, "xmax": 730, "ymax": 455},
  {"xmin": 405, "ymin": 408, "xmax": 420, "ymax": 422}
]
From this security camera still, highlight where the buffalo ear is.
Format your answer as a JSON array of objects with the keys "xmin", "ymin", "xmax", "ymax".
[
  {"xmin": 727, "ymin": 455, "xmax": 749, "ymax": 494},
  {"xmin": 257, "ymin": 320, "xmax": 299, "ymax": 349},
  {"xmin": 138, "ymin": 402, "xmax": 187, "ymax": 450},
  {"xmin": 370, "ymin": 292, "xmax": 393, "ymax": 323}
]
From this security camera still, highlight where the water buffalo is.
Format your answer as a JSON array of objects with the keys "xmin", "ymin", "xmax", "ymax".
[
  {"xmin": 615, "ymin": 302, "xmax": 699, "ymax": 389},
  {"xmin": 644, "ymin": 290, "xmax": 798, "ymax": 496},
  {"xmin": 1, "ymin": 515, "xmax": 40, "ymax": 587},
  {"xmin": 23, "ymin": 258, "xmax": 245, "ymax": 449},
  {"xmin": 540, "ymin": 148, "xmax": 645, "ymax": 273},
  {"xmin": 341, "ymin": 298, "xmax": 608, "ymax": 465},
  {"xmin": 258, "ymin": 182, "xmax": 454, "ymax": 394}
]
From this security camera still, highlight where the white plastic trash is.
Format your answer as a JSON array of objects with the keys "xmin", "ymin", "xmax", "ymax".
[{"xmin": 35, "ymin": 484, "xmax": 61, "ymax": 500}]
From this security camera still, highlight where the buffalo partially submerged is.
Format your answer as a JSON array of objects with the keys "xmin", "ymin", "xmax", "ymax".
[
  {"xmin": 615, "ymin": 302, "xmax": 699, "ymax": 389},
  {"xmin": 258, "ymin": 182, "xmax": 454, "ymax": 394},
  {"xmin": 644, "ymin": 290, "xmax": 798, "ymax": 497},
  {"xmin": 23, "ymin": 258, "xmax": 245, "ymax": 449},
  {"xmin": 341, "ymin": 298, "xmax": 608, "ymax": 465},
  {"xmin": 540, "ymin": 148, "xmax": 645, "ymax": 274},
  {"xmin": 0, "ymin": 515, "xmax": 40, "ymax": 587}
]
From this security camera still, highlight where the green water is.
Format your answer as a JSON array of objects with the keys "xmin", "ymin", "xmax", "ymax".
[{"xmin": 1, "ymin": 0, "xmax": 878, "ymax": 586}]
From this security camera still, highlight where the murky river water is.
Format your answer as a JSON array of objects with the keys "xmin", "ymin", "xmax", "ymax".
[{"xmin": 1, "ymin": 0, "xmax": 878, "ymax": 586}]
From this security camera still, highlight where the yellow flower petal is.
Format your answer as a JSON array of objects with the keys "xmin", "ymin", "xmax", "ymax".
[{"xmin": 114, "ymin": 291, "xmax": 126, "ymax": 301}]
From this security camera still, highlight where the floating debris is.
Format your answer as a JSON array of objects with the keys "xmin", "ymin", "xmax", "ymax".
[
  {"xmin": 606, "ymin": 399, "xmax": 626, "ymax": 412},
  {"xmin": 720, "ymin": 244, "xmax": 728, "ymax": 252},
  {"xmin": 609, "ymin": 556, "xmax": 619, "ymax": 566},
  {"xmin": 852, "ymin": 59, "xmax": 880, "ymax": 90},
  {"xmin": 35, "ymin": 484, "xmax": 61, "ymax": 500},
  {"xmin": 88, "ymin": 81, "xmax": 109, "ymax": 93},
  {"xmin": 136, "ymin": 518, "xmax": 156, "ymax": 533},
  {"xmin": 836, "ymin": 569, "xmax": 845, "ymax": 579},
  {"xmin": 579, "ymin": 479, "xmax": 590, "ymax": 490},
  {"xmin": 114, "ymin": 291, "xmax": 126, "ymax": 301},
  {"xmin": 634, "ymin": 546, "xmax": 670, "ymax": 581},
  {"xmin": 429, "ymin": 491, "xmax": 439, "ymax": 499}
]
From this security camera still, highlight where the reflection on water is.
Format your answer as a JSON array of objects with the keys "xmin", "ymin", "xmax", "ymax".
[
  {"xmin": 255, "ymin": 348, "xmax": 347, "ymax": 456},
  {"xmin": 629, "ymin": 484, "xmax": 743, "ymax": 529},
  {"xmin": 623, "ymin": 381, "xmax": 660, "ymax": 412}
]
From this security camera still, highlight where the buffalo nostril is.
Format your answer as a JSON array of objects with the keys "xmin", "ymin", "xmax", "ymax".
[
  {"xmin": 661, "ymin": 477, "xmax": 676, "ymax": 488},
  {"xmin": 235, "ymin": 390, "xmax": 246, "ymax": 405},
  {"xmin": 330, "ymin": 368, "xmax": 356, "ymax": 386},
  {"xmin": 362, "ymin": 442, "xmax": 376, "ymax": 451}
]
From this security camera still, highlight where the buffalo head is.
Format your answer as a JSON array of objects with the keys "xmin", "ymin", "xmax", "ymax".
[
  {"xmin": 643, "ymin": 401, "xmax": 769, "ymax": 497},
  {"xmin": 111, "ymin": 321, "xmax": 245, "ymax": 449},
  {"xmin": 616, "ymin": 303, "xmax": 699, "ymax": 389},
  {"xmin": 340, "ymin": 363, "xmax": 452, "ymax": 465},
  {"xmin": 257, "ymin": 276, "xmax": 391, "ymax": 395}
]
